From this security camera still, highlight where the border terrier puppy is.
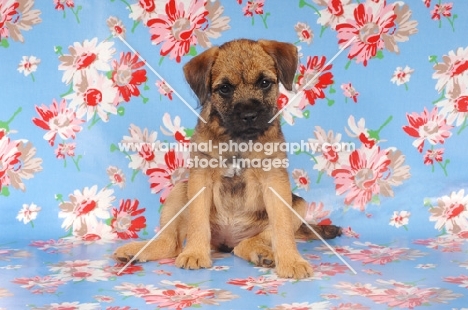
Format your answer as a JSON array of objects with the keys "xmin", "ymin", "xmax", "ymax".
[{"xmin": 113, "ymin": 39, "xmax": 341, "ymax": 279}]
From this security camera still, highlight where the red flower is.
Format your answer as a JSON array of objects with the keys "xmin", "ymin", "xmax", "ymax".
[
  {"xmin": 111, "ymin": 52, "xmax": 147, "ymax": 103},
  {"xmin": 297, "ymin": 55, "xmax": 334, "ymax": 105},
  {"xmin": 111, "ymin": 199, "xmax": 146, "ymax": 239},
  {"xmin": 431, "ymin": 3, "xmax": 453, "ymax": 20}
]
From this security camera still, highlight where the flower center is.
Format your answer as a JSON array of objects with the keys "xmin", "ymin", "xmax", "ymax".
[
  {"xmin": 450, "ymin": 59, "xmax": 468, "ymax": 77},
  {"xmin": 114, "ymin": 25, "xmax": 123, "ymax": 34},
  {"xmin": 75, "ymin": 52, "xmax": 97, "ymax": 70},
  {"xmin": 354, "ymin": 168, "xmax": 375, "ymax": 189},
  {"xmin": 115, "ymin": 213, "xmax": 132, "ymax": 232},
  {"xmin": 84, "ymin": 88, "xmax": 103, "ymax": 107},
  {"xmin": 139, "ymin": 0, "xmax": 156, "ymax": 12},
  {"xmin": 447, "ymin": 203, "xmax": 465, "ymax": 219},
  {"xmin": 328, "ymin": 0, "xmax": 344, "ymax": 16},
  {"xmin": 76, "ymin": 199, "xmax": 97, "ymax": 216},
  {"xmin": 114, "ymin": 67, "xmax": 133, "ymax": 87},
  {"xmin": 455, "ymin": 95, "xmax": 468, "ymax": 112},
  {"xmin": 172, "ymin": 18, "xmax": 192, "ymax": 41},
  {"xmin": 139, "ymin": 144, "xmax": 155, "ymax": 161},
  {"xmin": 298, "ymin": 176, "xmax": 308, "ymax": 185},
  {"xmin": 359, "ymin": 22, "xmax": 381, "ymax": 44},
  {"xmin": 113, "ymin": 173, "xmax": 123, "ymax": 183},
  {"xmin": 171, "ymin": 167, "xmax": 189, "ymax": 185},
  {"xmin": 301, "ymin": 29, "xmax": 311, "ymax": 39},
  {"xmin": 302, "ymin": 70, "xmax": 318, "ymax": 90},
  {"xmin": 277, "ymin": 94, "xmax": 288, "ymax": 110},
  {"xmin": 421, "ymin": 121, "xmax": 439, "ymax": 136}
]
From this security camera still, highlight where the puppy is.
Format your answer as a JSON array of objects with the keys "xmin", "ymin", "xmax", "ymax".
[{"xmin": 113, "ymin": 39, "xmax": 341, "ymax": 279}]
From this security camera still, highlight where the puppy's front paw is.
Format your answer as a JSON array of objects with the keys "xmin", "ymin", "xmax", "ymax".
[
  {"xmin": 175, "ymin": 250, "xmax": 212, "ymax": 270},
  {"xmin": 113, "ymin": 241, "xmax": 150, "ymax": 264},
  {"xmin": 276, "ymin": 257, "xmax": 313, "ymax": 279}
]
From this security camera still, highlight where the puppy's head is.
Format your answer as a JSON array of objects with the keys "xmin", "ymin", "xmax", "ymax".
[{"xmin": 184, "ymin": 39, "xmax": 298, "ymax": 140}]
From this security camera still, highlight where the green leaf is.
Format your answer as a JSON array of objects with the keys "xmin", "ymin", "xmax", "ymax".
[
  {"xmin": 1, "ymin": 187, "xmax": 10, "ymax": 197},
  {"xmin": 188, "ymin": 46, "xmax": 198, "ymax": 56},
  {"xmin": 117, "ymin": 106, "xmax": 125, "ymax": 116},
  {"xmin": 375, "ymin": 50, "xmax": 384, "ymax": 60},
  {"xmin": 298, "ymin": 0, "xmax": 306, "ymax": 8},
  {"xmin": 327, "ymin": 99, "xmax": 335, "ymax": 106},
  {"xmin": 110, "ymin": 143, "xmax": 119, "ymax": 152},
  {"xmin": 183, "ymin": 128, "xmax": 194, "ymax": 138},
  {"xmin": 0, "ymin": 39, "xmax": 9, "ymax": 48},
  {"xmin": 371, "ymin": 195, "xmax": 380, "ymax": 205},
  {"xmin": 303, "ymin": 110, "xmax": 310, "ymax": 119},
  {"xmin": 55, "ymin": 193, "xmax": 63, "ymax": 201}
]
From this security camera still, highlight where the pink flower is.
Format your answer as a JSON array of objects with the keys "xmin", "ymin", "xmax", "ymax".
[
  {"xmin": 106, "ymin": 166, "xmax": 126, "ymax": 189},
  {"xmin": 16, "ymin": 203, "xmax": 41, "ymax": 224},
  {"xmin": 243, "ymin": 0, "xmax": 264, "ymax": 16},
  {"xmin": 12, "ymin": 276, "xmax": 66, "ymax": 294},
  {"xmin": 402, "ymin": 107, "xmax": 453, "ymax": 153},
  {"xmin": 129, "ymin": 0, "xmax": 158, "ymax": 24},
  {"xmin": 147, "ymin": 0, "xmax": 208, "ymax": 63},
  {"xmin": 297, "ymin": 55, "xmax": 334, "ymax": 105},
  {"xmin": 111, "ymin": 199, "xmax": 146, "ymax": 240},
  {"xmin": 156, "ymin": 80, "xmax": 173, "ymax": 100},
  {"xmin": 146, "ymin": 149, "xmax": 189, "ymax": 203},
  {"xmin": 17, "ymin": 56, "xmax": 40, "ymax": 77},
  {"xmin": 107, "ymin": 16, "xmax": 126, "ymax": 38},
  {"xmin": 431, "ymin": 3, "xmax": 453, "ymax": 20},
  {"xmin": 332, "ymin": 146, "xmax": 391, "ymax": 211},
  {"xmin": 0, "ymin": 0, "xmax": 19, "ymax": 40},
  {"xmin": 111, "ymin": 52, "xmax": 147, "ymax": 103},
  {"xmin": 342, "ymin": 226, "xmax": 360, "ymax": 239},
  {"xmin": 423, "ymin": 148, "xmax": 444, "ymax": 165},
  {"xmin": 336, "ymin": 0, "xmax": 397, "ymax": 66},
  {"xmin": 54, "ymin": 0, "xmax": 74, "ymax": 11},
  {"xmin": 32, "ymin": 98, "xmax": 84, "ymax": 146},
  {"xmin": 423, "ymin": 0, "xmax": 431, "ymax": 8},
  {"xmin": 0, "ymin": 130, "xmax": 21, "ymax": 190},
  {"xmin": 341, "ymin": 82, "xmax": 359, "ymax": 103},
  {"xmin": 55, "ymin": 143, "xmax": 76, "ymax": 159}
]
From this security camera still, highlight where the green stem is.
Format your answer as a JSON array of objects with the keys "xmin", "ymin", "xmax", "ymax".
[
  {"xmin": 404, "ymin": 83, "xmax": 408, "ymax": 91},
  {"xmin": 71, "ymin": 155, "xmax": 82, "ymax": 172},
  {"xmin": 446, "ymin": 15, "xmax": 457, "ymax": 32},
  {"xmin": 345, "ymin": 59, "xmax": 352, "ymax": 70},
  {"xmin": 432, "ymin": 89, "xmax": 445, "ymax": 105},
  {"xmin": 131, "ymin": 20, "xmax": 140, "ymax": 33},
  {"xmin": 319, "ymin": 26, "xmax": 326, "ymax": 38},
  {"xmin": 131, "ymin": 169, "xmax": 139, "ymax": 182},
  {"xmin": 302, "ymin": 2, "xmax": 321, "ymax": 16},
  {"xmin": 260, "ymin": 13, "xmax": 270, "ymax": 29},
  {"xmin": 60, "ymin": 83, "xmax": 74, "ymax": 98},
  {"xmin": 88, "ymin": 113, "xmax": 101, "ymax": 129},
  {"xmin": 316, "ymin": 171, "xmax": 324, "ymax": 184},
  {"xmin": 30, "ymin": 73, "xmax": 35, "ymax": 82},
  {"xmin": 119, "ymin": 0, "xmax": 132, "ymax": 11},
  {"xmin": 71, "ymin": 6, "xmax": 81, "ymax": 24},
  {"xmin": 438, "ymin": 159, "xmax": 449, "ymax": 177},
  {"xmin": 457, "ymin": 116, "xmax": 468, "ymax": 135}
]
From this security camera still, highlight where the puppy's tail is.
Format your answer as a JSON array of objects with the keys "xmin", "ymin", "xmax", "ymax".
[{"xmin": 295, "ymin": 223, "xmax": 342, "ymax": 240}]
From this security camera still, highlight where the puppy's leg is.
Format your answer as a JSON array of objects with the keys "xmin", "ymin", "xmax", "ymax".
[
  {"xmin": 113, "ymin": 182, "xmax": 188, "ymax": 263},
  {"xmin": 263, "ymin": 176, "xmax": 313, "ymax": 279},
  {"xmin": 175, "ymin": 175, "xmax": 213, "ymax": 269},
  {"xmin": 233, "ymin": 230, "xmax": 275, "ymax": 268}
]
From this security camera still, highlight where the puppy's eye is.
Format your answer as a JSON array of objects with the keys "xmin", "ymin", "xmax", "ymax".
[
  {"xmin": 260, "ymin": 79, "xmax": 272, "ymax": 90},
  {"xmin": 218, "ymin": 84, "xmax": 233, "ymax": 96}
]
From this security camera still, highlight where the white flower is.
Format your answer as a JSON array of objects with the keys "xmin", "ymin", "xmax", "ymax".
[
  {"xmin": 17, "ymin": 56, "xmax": 40, "ymax": 76},
  {"xmin": 389, "ymin": 210, "xmax": 411, "ymax": 228},
  {"xmin": 391, "ymin": 65, "xmax": 414, "ymax": 85},
  {"xmin": 16, "ymin": 203, "xmax": 41, "ymax": 224}
]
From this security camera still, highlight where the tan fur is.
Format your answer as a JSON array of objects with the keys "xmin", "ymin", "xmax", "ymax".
[{"xmin": 113, "ymin": 39, "xmax": 341, "ymax": 279}]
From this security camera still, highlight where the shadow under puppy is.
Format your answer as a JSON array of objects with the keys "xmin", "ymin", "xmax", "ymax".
[{"xmin": 113, "ymin": 39, "xmax": 342, "ymax": 279}]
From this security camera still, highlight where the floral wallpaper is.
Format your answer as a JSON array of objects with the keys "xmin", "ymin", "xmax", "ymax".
[{"xmin": 1, "ymin": 0, "xmax": 468, "ymax": 309}]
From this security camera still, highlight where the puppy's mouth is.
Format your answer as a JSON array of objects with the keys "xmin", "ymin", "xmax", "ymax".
[{"xmin": 223, "ymin": 100, "xmax": 274, "ymax": 140}]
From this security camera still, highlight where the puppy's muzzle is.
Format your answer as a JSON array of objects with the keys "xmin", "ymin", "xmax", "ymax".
[{"xmin": 240, "ymin": 111, "xmax": 258, "ymax": 124}]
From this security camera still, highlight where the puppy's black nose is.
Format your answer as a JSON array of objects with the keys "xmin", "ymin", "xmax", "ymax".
[{"xmin": 241, "ymin": 111, "xmax": 258, "ymax": 123}]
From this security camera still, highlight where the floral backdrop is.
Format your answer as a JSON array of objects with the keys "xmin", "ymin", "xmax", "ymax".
[{"xmin": 1, "ymin": 0, "xmax": 468, "ymax": 309}]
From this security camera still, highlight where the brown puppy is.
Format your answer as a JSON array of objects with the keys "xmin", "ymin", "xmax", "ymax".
[{"xmin": 113, "ymin": 39, "xmax": 341, "ymax": 279}]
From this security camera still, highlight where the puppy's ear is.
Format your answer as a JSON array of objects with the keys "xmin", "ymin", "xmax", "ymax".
[
  {"xmin": 258, "ymin": 40, "xmax": 298, "ymax": 91},
  {"xmin": 183, "ymin": 46, "xmax": 219, "ymax": 105}
]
